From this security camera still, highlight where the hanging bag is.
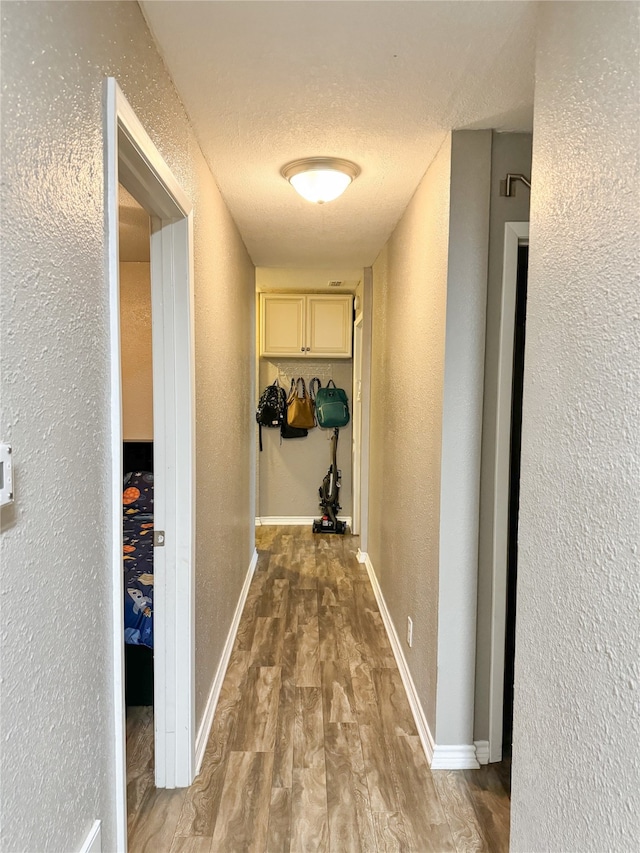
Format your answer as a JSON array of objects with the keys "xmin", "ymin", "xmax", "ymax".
[
  {"xmin": 287, "ymin": 377, "xmax": 316, "ymax": 430},
  {"xmin": 256, "ymin": 377, "xmax": 287, "ymax": 451},
  {"xmin": 281, "ymin": 378, "xmax": 309, "ymax": 440},
  {"xmin": 309, "ymin": 377, "xmax": 322, "ymax": 425},
  {"xmin": 315, "ymin": 379, "xmax": 350, "ymax": 429}
]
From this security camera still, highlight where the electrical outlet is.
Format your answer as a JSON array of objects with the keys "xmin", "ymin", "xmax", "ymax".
[{"xmin": 407, "ymin": 617, "xmax": 413, "ymax": 648}]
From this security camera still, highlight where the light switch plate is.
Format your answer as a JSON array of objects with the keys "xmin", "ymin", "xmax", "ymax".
[{"xmin": 0, "ymin": 444, "xmax": 13, "ymax": 507}]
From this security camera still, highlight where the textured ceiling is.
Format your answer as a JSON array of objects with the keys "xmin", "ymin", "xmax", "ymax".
[{"xmin": 141, "ymin": 1, "xmax": 536, "ymax": 269}]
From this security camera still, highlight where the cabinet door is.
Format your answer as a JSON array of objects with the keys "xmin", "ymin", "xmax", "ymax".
[
  {"xmin": 307, "ymin": 295, "xmax": 353, "ymax": 357},
  {"xmin": 260, "ymin": 294, "xmax": 305, "ymax": 357}
]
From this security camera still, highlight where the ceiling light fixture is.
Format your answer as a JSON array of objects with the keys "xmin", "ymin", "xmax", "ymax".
[{"xmin": 281, "ymin": 157, "xmax": 360, "ymax": 204}]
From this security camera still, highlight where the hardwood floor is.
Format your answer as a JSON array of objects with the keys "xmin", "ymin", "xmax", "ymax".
[{"xmin": 127, "ymin": 526, "xmax": 510, "ymax": 852}]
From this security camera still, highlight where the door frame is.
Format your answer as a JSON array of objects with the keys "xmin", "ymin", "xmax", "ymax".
[
  {"xmin": 352, "ymin": 312, "xmax": 363, "ymax": 535},
  {"xmin": 105, "ymin": 78, "xmax": 196, "ymax": 848},
  {"xmin": 488, "ymin": 221, "xmax": 529, "ymax": 763}
]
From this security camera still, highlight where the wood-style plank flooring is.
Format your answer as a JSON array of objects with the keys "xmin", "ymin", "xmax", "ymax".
[{"xmin": 127, "ymin": 526, "xmax": 510, "ymax": 852}]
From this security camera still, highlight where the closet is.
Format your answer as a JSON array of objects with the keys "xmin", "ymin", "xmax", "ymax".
[{"xmin": 256, "ymin": 274, "xmax": 359, "ymax": 525}]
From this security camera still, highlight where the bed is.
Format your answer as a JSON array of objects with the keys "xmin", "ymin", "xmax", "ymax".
[{"xmin": 123, "ymin": 442, "xmax": 154, "ymax": 706}]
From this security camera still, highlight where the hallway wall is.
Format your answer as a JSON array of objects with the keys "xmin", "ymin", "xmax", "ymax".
[
  {"xmin": 0, "ymin": 3, "xmax": 254, "ymax": 852},
  {"xmin": 510, "ymin": 3, "xmax": 640, "ymax": 850},
  {"xmin": 369, "ymin": 132, "xmax": 493, "ymax": 753},
  {"xmin": 120, "ymin": 262, "xmax": 153, "ymax": 441},
  {"xmin": 436, "ymin": 130, "xmax": 492, "ymax": 749},
  {"xmin": 369, "ymin": 137, "xmax": 452, "ymax": 733}
]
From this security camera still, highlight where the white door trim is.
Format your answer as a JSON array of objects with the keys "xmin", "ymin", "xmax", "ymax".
[
  {"xmin": 105, "ymin": 78, "xmax": 195, "ymax": 849},
  {"xmin": 488, "ymin": 221, "xmax": 529, "ymax": 763},
  {"xmin": 351, "ymin": 313, "xmax": 363, "ymax": 535},
  {"xmin": 357, "ymin": 268, "xmax": 373, "ymax": 552}
]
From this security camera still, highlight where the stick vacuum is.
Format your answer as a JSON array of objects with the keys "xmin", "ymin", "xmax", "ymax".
[{"xmin": 313, "ymin": 428, "xmax": 346, "ymax": 534}]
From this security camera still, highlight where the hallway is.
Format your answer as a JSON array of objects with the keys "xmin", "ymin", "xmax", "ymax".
[{"xmin": 127, "ymin": 527, "xmax": 510, "ymax": 852}]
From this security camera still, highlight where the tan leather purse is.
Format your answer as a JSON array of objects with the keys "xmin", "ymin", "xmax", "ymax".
[{"xmin": 287, "ymin": 377, "xmax": 316, "ymax": 429}]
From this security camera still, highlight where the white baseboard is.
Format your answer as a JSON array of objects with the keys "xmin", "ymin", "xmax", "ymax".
[
  {"xmin": 474, "ymin": 740, "xmax": 490, "ymax": 765},
  {"xmin": 359, "ymin": 550, "xmax": 435, "ymax": 765},
  {"xmin": 194, "ymin": 548, "xmax": 259, "ymax": 775},
  {"xmin": 431, "ymin": 744, "xmax": 480, "ymax": 770},
  {"xmin": 359, "ymin": 550, "xmax": 480, "ymax": 771},
  {"xmin": 79, "ymin": 821, "xmax": 101, "ymax": 853},
  {"xmin": 256, "ymin": 515, "xmax": 352, "ymax": 527}
]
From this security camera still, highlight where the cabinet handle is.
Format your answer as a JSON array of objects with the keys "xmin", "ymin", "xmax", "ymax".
[
  {"xmin": 301, "ymin": 347, "xmax": 305, "ymax": 352},
  {"xmin": 306, "ymin": 347, "xmax": 310, "ymax": 351}
]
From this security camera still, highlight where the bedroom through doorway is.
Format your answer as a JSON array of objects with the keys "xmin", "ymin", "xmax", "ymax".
[{"xmin": 118, "ymin": 185, "xmax": 156, "ymax": 836}]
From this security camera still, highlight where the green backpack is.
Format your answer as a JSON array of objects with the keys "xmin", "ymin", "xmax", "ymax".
[{"xmin": 315, "ymin": 379, "xmax": 350, "ymax": 429}]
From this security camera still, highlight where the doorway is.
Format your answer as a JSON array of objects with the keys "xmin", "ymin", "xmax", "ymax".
[
  {"xmin": 118, "ymin": 185, "xmax": 156, "ymax": 838},
  {"xmin": 105, "ymin": 79, "xmax": 196, "ymax": 850},
  {"xmin": 488, "ymin": 222, "xmax": 529, "ymax": 764},
  {"xmin": 502, "ymin": 244, "xmax": 528, "ymax": 754}
]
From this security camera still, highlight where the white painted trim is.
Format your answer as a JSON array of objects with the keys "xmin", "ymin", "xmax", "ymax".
[
  {"xmin": 257, "ymin": 516, "xmax": 352, "ymax": 527},
  {"xmin": 195, "ymin": 549, "xmax": 259, "ymax": 774},
  {"xmin": 104, "ymin": 77, "xmax": 128, "ymax": 853},
  {"xmin": 489, "ymin": 222, "xmax": 529, "ymax": 764},
  {"xmin": 105, "ymin": 78, "xmax": 196, "ymax": 824},
  {"xmin": 351, "ymin": 314, "xmax": 363, "ymax": 536},
  {"xmin": 358, "ymin": 268, "xmax": 373, "ymax": 553},
  {"xmin": 474, "ymin": 740, "xmax": 490, "ymax": 765},
  {"xmin": 358, "ymin": 550, "xmax": 435, "ymax": 765},
  {"xmin": 431, "ymin": 744, "xmax": 480, "ymax": 770},
  {"xmin": 78, "ymin": 821, "xmax": 102, "ymax": 853},
  {"xmin": 359, "ymin": 549, "xmax": 480, "ymax": 770}
]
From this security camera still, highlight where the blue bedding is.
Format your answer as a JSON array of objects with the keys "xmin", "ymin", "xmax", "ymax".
[{"xmin": 123, "ymin": 471, "xmax": 154, "ymax": 649}]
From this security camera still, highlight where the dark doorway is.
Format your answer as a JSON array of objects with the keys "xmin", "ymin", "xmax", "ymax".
[{"xmin": 502, "ymin": 244, "xmax": 528, "ymax": 753}]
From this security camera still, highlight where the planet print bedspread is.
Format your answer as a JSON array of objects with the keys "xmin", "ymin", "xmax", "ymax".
[{"xmin": 123, "ymin": 471, "xmax": 154, "ymax": 649}]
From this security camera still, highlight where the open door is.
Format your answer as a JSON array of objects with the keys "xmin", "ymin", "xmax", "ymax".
[
  {"xmin": 105, "ymin": 79, "xmax": 196, "ymax": 850},
  {"xmin": 488, "ymin": 222, "xmax": 529, "ymax": 764}
]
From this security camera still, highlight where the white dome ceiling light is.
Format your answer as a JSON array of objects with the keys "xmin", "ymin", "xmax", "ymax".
[{"xmin": 281, "ymin": 157, "xmax": 360, "ymax": 204}]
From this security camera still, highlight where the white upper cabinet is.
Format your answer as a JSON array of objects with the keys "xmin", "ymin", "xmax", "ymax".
[{"xmin": 260, "ymin": 293, "xmax": 353, "ymax": 358}]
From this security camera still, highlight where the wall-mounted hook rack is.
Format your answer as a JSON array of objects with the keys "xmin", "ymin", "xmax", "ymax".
[{"xmin": 274, "ymin": 361, "xmax": 334, "ymax": 389}]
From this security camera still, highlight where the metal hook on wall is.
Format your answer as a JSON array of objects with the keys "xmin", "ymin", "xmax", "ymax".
[{"xmin": 500, "ymin": 173, "xmax": 531, "ymax": 197}]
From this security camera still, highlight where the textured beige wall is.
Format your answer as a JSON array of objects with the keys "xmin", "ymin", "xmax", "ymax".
[
  {"xmin": 474, "ymin": 132, "xmax": 532, "ymax": 742},
  {"xmin": 0, "ymin": 3, "xmax": 254, "ymax": 851},
  {"xmin": 510, "ymin": 3, "xmax": 640, "ymax": 850},
  {"xmin": 369, "ymin": 138, "xmax": 452, "ymax": 731},
  {"xmin": 191, "ymin": 147, "xmax": 255, "ymax": 728},
  {"xmin": 120, "ymin": 262, "xmax": 153, "ymax": 441},
  {"xmin": 436, "ymin": 130, "xmax": 492, "ymax": 748}
]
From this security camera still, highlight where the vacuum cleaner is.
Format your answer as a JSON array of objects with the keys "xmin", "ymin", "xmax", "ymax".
[{"xmin": 313, "ymin": 427, "xmax": 346, "ymax": 534}]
